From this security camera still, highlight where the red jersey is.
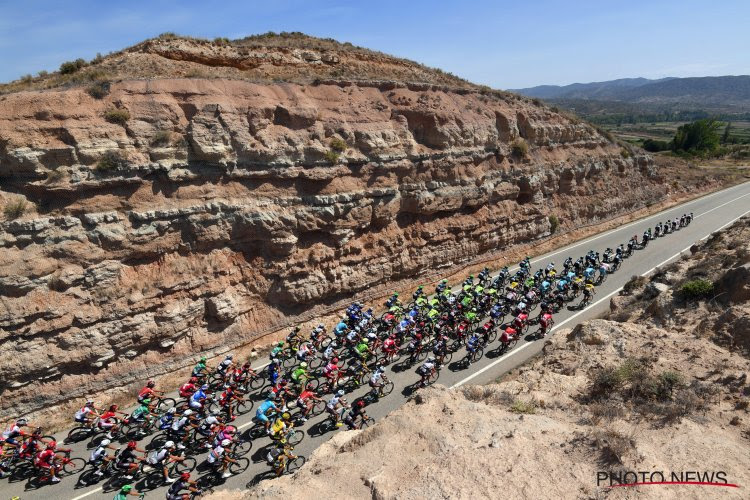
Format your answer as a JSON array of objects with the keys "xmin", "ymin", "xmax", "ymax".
[
  {"xmin": 138, "ymin": 387, "xmax": 155, "ymax": 399},
  {"xmin": 179, "ymin": 382, "xmax": 196, "ymax": 398},
  {"xmin": 36, "ymin": 449, "xmax": 55, "ymax": 466}
]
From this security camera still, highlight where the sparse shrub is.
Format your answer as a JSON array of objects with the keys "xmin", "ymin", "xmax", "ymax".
[
  {"xmin": 511, "ymin": 138, "xmax": 528, "ymax": 158},
  {"xmin": 45, "ymin": 169, "xmax": 66, "ymax": 184},
  {"xmin": 213, "ymin": 37, "xmax": 231, "ymax": 45},
  {"xmin": 48, "ymin": 271, "xmax": 67, "ymax": 292},
  {"xmin": 37, "ymin": 70, "xmax": 48, "ymax": 78},
  {"xmin": 158, "ymin": 32, "xmax": 179, "ymax": 40},
  {"xmin": 60, "ymin": 58, "xmax": 87, "ymax": 74},
  {"xmin": 582, "ymin": 334, "xmax": 606, "ymax": 346},
  {"xmin": 20, "ymin": 74, "xmax": 33, "ymax": 84},
  {"xmin": 151, "ymin": 130, "xmax": 173, "ymax": 146},
  {"xmin": 324, "ymin": 150, "xmax": 340, "ymax": 163},
  {"xmin": 679, "ymin": 279, "xmax": 714, "ymax": 300},
  {"xmin": 532, "ymin": 98, "xmax": 542, "ymax": 106},
  {"xmin": 96, "ymin": 150, "xmax": 128, "ymax": 171},
  {"xmin": 3, "ymin": 198, "xmax": 28, "ymax": 220},
  {"xmin": 91, "ymin": 52, "xmax": 104, "ymax": 64},
  {"xmin": 86, "ymin": 81, "xmax": 110, "ymax": 99},
  {"xmin": 548, "ymin": 214, "xmax": 559, "ymax": 234},
  {"xmin": 329, "ymin": 137, "xmax": 347, "ymax": 153},
  {"xmin": 620, "ymin": 148, "xmax": 631, "ymax": 159},
  {"xmin": 510, "ymin": 399, "xmax": 536, "ymax": 414},
  {"xmin": 104, "ymin": 108, "xmax": 130, "ymax": 126},
  {"xmin": 592, "ymin": 428, "xmax": 635, "ymax": 465},
  {"xmin": 622, "ymin": 275, "xmax": 647, "ymax": 295}
]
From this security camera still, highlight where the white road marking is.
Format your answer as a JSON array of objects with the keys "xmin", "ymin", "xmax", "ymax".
[{"xmin": 71, "ymin": 487, "xmax": 103, "ymax": 500}]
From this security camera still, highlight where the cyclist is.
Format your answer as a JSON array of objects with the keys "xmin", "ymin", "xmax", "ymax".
[
  {"xmin": 137, "ymin": 380, "xmax": 162, "ymax": 404},
  {"xmin": 432, "ymin": 333, "xmax": 450, "ymax": 367},
  {"xmin": 145, "ymin": 440, "xmax": 183, "ymax": 483},
  {"xmin": 1, "ymin": 418, "xmax": 29, "ymax": 448},
  {"xmin": 270, "ymin": 342, "xmax": 285, "ymax": 360},
  {"xmin": 158, "ymin": 408, "xmax": 177, "ymax": 431},
  {"xmin": 206, "ymin": 438, "xmax": 236, "ymax": 479},
  {"xmin": 343, "ymin": 400, "xmax": 369, "ymax": 430},
  {"xmin": 128, "ymin": 399, "xmax": 154, "ymax": 426},
  {"xmin": 114, "ymin": 441, "xmax": 146, "ymax": 479},
  {"xmin": 166, "ymin": 472, "xmax": 201, "ymax": 500},
  {"xmin": 34, "ymin": 440, "xmax": 70, "ymax": 483},
  {"xmin": 369, "ymin": 365, "xmax": 389, "ymax": 397},
  {"xmin": 113, "ymin": 484, "xmax": 141, "ymax": 499},
  {"xmin": 88, "ymin": 438, "xmax": 118, "ymax": 476},
  {"xmin": 417, "ymin": 357, "xmax": 437, "ymax": 387},
  {"xmin": 435, "ymin": 278, "xmax": 449, "ymax": 294},
  {"xmin": 215, "ymin": 355, "xmax": 234, "ymax": 378},
  {"xmin": 188, "ymin": 385, "xmax": 210, "ymax": 411},
  {"xmin": 326, "ymin": 390, "xmax": 348, "ymax": 427},
  {"xmin": 255, "ymin": 396, "xmax": 279, "ymax": 434},
  {"xmin": 195, "ymin": 413, "xmax": 222, "ymax": 446},
  {"xmin": 74, "ymin": 399, "xmax": 101, "ymax": 426},
  {"xmin": 296, "ymin": 384, "xmax": 323, "ymax": 422},
  {"xmin": 266, "ymin": 442, "xmax": 297, "ymax": 477},
  {"xmin": 323, "ymin": 357, "xmax": 341, "ymax": 388},
  {"xmin": 192, "ymin": 357, "xmax": 209, "ymax": 379},
  {"xmin": 269, "ymin": 412, "xmax": 293, "ymax": 441},
  {"xmin": 169, "ymin": 409, "xmax": 196, "ymax": 447},
  {"xmin": 267, "ymin": 359, "xmax": 282, "ymax": 386},
  {"xmin": 290, "ymin": 362, "xmax": 310, "ymax": 389},
  {"xmin": 286, "ymin": 326, "xmax": 302, "ymax": 348},
  {"xmin": 178, "ymin": 377, "xmax": 199, "ymax": 398},
  {"xmin": 353, "ymin": 337, "xmax": 373, "ymax": 363},
  {"xmin": 99, "ymin": 404, "xmax": 124, "ymax": 439}
]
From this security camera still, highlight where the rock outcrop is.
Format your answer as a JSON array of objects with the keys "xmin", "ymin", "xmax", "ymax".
[{"xmin": 0, "ymin": 36, "xmax": 672, "ymax": 418}]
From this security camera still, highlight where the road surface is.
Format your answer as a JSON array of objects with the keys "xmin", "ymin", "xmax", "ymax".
[{"xmin": 2, "ymin": 180, "xmax": 749, "ymax": 500}]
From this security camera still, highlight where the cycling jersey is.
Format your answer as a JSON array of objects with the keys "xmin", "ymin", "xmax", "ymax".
[
  {"xmin": 171, "ymin": 416, "xmax": 189, "ymax": 432},
  {"xmin": 131, "ymin": 404, "xmax": 149, "ymax": 420},
  {"xmin": 207, "ymin": 444, "xmax": 224, "ymax": 464},
  {"xmin": 190, "ymin": 389, "xmax": 207, "ymax": 404},
  {"xmin": 179, "ymin": 382, "xmax": 196, "ymax": 398},
  {"xmin": 36, "ymin": 449, "xmax": 55, "ymax": 467},
  {"xmin": 297, "ymin": 390, "xmax": 314, "ymax": 402},
  {"xmin": 90, "ymin": 446, "xmax": 107, "ymax": 463},
  {"xmin": 270, "ymin": 419, "xmax": 287, "ymax": 436},
  {"xmin": 2, "ymin": 423, "xmax": 22, "ymax": 440},
  {"xmin": 327, "ymin": 395, "xmax": 342, "ymax": 409},
  {"xmin": 418, "ymin": 361, "xmax": 435, "ymax": 375},
  {"xmin": 138, "ymin": 387, "xmax": 156, "ymax": 401},
  {"xmin": 192, "ymin": 362, "xmax": 206, "ymax": 376},
  {"xmin": 256, "ymin": 400, "xmax": 277, "ymax": 419},
  {"xmin": 370, "ymin": 372, "xmax": 384, "ymax": 384},
  {"xmin": 147, "ymin": 447, "xmax": 169, "ymax": 465},
  {"xmin": 167, "ymin": 479, "xmax": 189, "ymax": 498},
  {"xmin": 291, "ymin": 368, "xmax": 307, "ymax": 382},
  {"xmin": 75, "ymin": 405, "xmax": 95, "ymax": 421},
  {"xmin": 217, "ymin": 359, "xmax": 232, "ymax": 373},
  {"xmin": 198, "ymin": 416, "xmax": 219, "ymax": 435}
]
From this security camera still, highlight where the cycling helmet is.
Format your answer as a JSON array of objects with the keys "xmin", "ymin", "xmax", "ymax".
[
  {"xmin": 357, "ymin": 400, "xmax": 365, "ymax": 408},
  {"xmin": 101, "ymin": 439, "xmax": 111, "ymax": 446},
  {"xmin": 336, "ymin": 390, "xmax": 345, "ymax": 397},
  {"xmin": 201, "ymin": 384, "xmax": 209, "ymax": 391},
  {"xmin": 16, "ymin": 418, "xmax": 27, "ymax": 426},
  {"xmin": 109, "ymin": 404, "xmax": 119, "ymax": 411},
  {"xmin": 86, "ymin": 399, "xmax": 95, "ymax": 406},
  {"xmin": 317, "ymin": 324, "xmax": 324, "ymax": 329},
  {"xmin": 127, "ymin": 441, "xmax": 137, "ymax": 449},
  {"xmin": 332, "ymin": 357, "xmax": 339, "ymax": 363},
  {"xmin": 200, "ymin": 356, "xmax": 207, "ymax": 362},
  {"xmin": 147, "ymin": 380, "xmax": 155, "ymax": 388},
  {"xmin": 141, "ymin": 398, "xmax": 151, "ymax": 405},
  {"xmin": 418, "ymin": 285, "xmax": 423, "ymax": 289},
  {"xmin": 278, "ymin": 341, "xmax": 285, "ymax": 347},
  {"xmin": 47, "ymin": 441, "xmax": 57, "ymax": 449},
  {"xmin": 300, "ymin": 362, "xmax": 308, "ymax": 368},
  {"xmin": 221, "ymin": 439, "xmax": 231, "ymax": 446},
  {"xmin": 164, "ymin": 440, "xmax": 175, "ymax": 448},
  {"xmin": 441, "ymin": 279, "xmax": 448, "ymax": 283},
  {"xmin": 121, "ymin": 485, "xmax": 133, "ymax": 492},
  {"xmin": 226, "ymin": 354, "xmax": 233, "ymax": 360},
  {"xmin": 427, "ymin": 357, "xmax": 435, "ymax": 362},
  {"xmin": 282, "ymin": 413, "xmax": 291, "ymax": 421},
  {"xmin": 361, "ymin": 338, "xmax": 369, "ymax": 344},
  {"xmin": 167, "ymin": 408, "xmax": 176, "ymax": 415},
  {"xmin": 181, "ymin": 472, "xmax": 191, "ymax": 481},
  {"xmin": 190, "ymin": 377, "xmax": 198, "ymax": 383},
  {"xmin": 183, "ymin": 409, "xmax": 193, "ymax": 416},
  {"xmin": 394, "ymin": 292, "xmax": 399, "ymax": 296}
]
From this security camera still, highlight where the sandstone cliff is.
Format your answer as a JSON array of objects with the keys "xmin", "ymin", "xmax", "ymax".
[{"xmin": 0, "ymin": 35, "xmax": 677, "ymax": 418}]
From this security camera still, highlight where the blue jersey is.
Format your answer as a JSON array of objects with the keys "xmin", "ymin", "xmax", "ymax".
[
  {"xmin": 190, "ymin": 389, "xmax": 206, "ymax": 403},
  {"xmin": 256, "ymin": 400, "xmax": 277, "ymax": 416},
  {"xmin": 334, "ymin": 322, "xmax": 348, "ymax": 335}
]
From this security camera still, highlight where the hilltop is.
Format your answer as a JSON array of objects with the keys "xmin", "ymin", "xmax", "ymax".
[{"xmin": 0, "ymin": 32, "xmax": 472, "ymax": 94}]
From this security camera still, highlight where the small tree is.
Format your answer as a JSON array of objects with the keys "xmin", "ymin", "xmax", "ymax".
[
  {"xmin": 104, "ymin": 108, "xmax": 130, "ymax": 125},
  {"xmin": 671, "ymin": 119, "xmax": 721, "ymax": 154},
  {"xmin": 3, "ymin": 198, "xmax": 28, "ymax": 220},
  {"xmin": 60, "ymin": 58, "xmax": 87, "ymax": 74}
]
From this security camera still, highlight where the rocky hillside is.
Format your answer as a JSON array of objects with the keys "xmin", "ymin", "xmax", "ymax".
[
  {"xmin": 0, "ymin": 34, "xmax": 712, "ymax": 419},
  {"xmin": 241, "ymin": 217, "xmax": 750, "ymax": 500}
]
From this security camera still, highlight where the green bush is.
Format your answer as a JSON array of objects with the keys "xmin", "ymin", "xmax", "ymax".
[
  {"xmin": 104, "ymin": 108, "xmax": 130, "ymax": 126},
  {"xmin": 510, "ymin": 400, "xmax": 536, "ymax": 414},
  {"xmin": 60, "ymin": 58, "xmax": 87, "ymax": 74},
  {"xmin": 329, "ymin": 137, "xmax": 347, "ymax": 153},
  {"xmin": 642, "ymin": 138, "xmax": 670, "ymax": 152},
  {"xmin": 324, "ymin": 150, "xmax": 340, "ymax": 163},
  {"xmin": 679, "ymin": 279, "xmax": 714, "ymax": 299},
  {"xmin": 86, "ymin": 81, "xmax": 109, "ymax": 99},
  {"xmin": 620, "ymin": 148, "xmax": 631, "ymax": 159},
  {"xmin": 3, "ymin": 198, "xmax": 28, "ymax": 220},
  {"xmin": 151, "ymin": 130, "xmax": 173, "ymax": 146},
  {"xmin": 96, "ymin": 150, "xmax": 128, "ymax": 171},
  {"xmin": 671, "ymin": 119, "xmax": 721, "ymax": 154},
  {"xmin": 548, "ymin": 215, "xmax": 559, "ymax": 234},
  {"xmin": 511, "ymin": 138, "xmax": 528, "ymax": 158}
]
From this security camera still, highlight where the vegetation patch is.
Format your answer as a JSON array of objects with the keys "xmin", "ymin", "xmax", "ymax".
[
  {"xmin": 510, "ymin": 399, "xmax": 537, "ymax": 414},
  {"xmin": 329, "ymin": 137, "xmax": 347, "ymax": 153},
  {"xmin": 3, "ymin": 198, "xmax": 28, "ymax": 220},
  {"xmin": 59, "ymin": 58, "xmax": 87, "ymax": 74},
  {"xmin": 96, "ymin": 150, "xmax": 129, "ymax": 171},
  {"xmin": 151, "ymin": 130, "xmax": 173, "ymax": 146},
  {"xmin": 679, "ymin": 279, "xmax": 714, "ymax": 300},
  {"xmin": 324, "ymin": 150, "xmax": 340, "ymax": 163},
  {"xmin": 86, "ymin": 81, "xmax": 110, "ymax": 99},
  {"xmin": 511, "ymin": 138, "xmax": 528, "ymax": 158},
  {"xmin": 548, "ymin": 215, "xmax": 559, "ymax": 234},
  {"xmin": 104, "ymin": 108, "xmax": 130, "ymax": 126}
]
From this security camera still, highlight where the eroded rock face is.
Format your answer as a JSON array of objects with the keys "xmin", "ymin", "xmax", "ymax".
[{"xmin": 0, "ymin": 78, "xmax": 665, "ymax": 417}]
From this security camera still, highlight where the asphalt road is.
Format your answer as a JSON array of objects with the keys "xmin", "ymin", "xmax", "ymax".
[{"xmin": 3, "ymin": 180, "xmax": 750, "ymax": 500}]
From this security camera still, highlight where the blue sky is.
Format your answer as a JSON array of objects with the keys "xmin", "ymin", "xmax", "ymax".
[{"xmin": 1, "ymin": 0, "xmax": 748, "ymax": 88}]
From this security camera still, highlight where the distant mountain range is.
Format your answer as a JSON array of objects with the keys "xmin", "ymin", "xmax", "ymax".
[{"xmin": 511, "ymin": 75, "xmax": 750, "ymax": 115}]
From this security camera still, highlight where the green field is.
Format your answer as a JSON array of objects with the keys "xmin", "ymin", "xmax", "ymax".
[{"xmin": 604, "ymin": 120, "xmax": 750, "ymax": 146}]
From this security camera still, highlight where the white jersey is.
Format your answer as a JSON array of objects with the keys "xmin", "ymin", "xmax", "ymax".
[
  {"xmin": 207, "ymin": 445, "xmax": 225, "ymax": 464},
  {"xmin": 90, "ymin": 446, "xmax": 107, "ymax": 462}
]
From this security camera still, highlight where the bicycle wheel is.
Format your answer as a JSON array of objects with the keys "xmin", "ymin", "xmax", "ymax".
[
  {"xmin": 471, "ymin": 347, "xmax": 484, "ymax": 363},
  {"xmin": 310, "ymin": 399, "xmax": 326, "ymax": 417},
  {"xmin": 426, "ymin": 370, "xmax": 439, "ymax": 386},
  {"xmin": 286, "ymin": 429, "xmax": 305, "ymax": 446},
  {"xmin": 62, "ymin": 457, "xmax": 86, "ymax": 475},
  {"xmin": 442, "ymin": 351, "xmax": 453, "ymax": 365},
  {"xmin": 487, "ymin": 330, "xmax": 497, "ymax": 344},
  {"xmin": 380, "ymin": 381, "xmax": 394, "ymax": 396},
  {"xmin": 249, "ymin": 375, "xmax": 265, "ymax": 391},
  {"xmin": 286, "ymin": 456, "xmax": 306, "ymax": 474},
  {"xmin": 229, "ymin": 457, "xmax": 250, "ymax": 475},
  {"xmin": 148, "ymin": 432, "xmax": 168, "ymax": 451},
  {"xmin": 235, "ymin": 398, "xmax": 254, "ymax": 415},
  {"xmin": 359, "ymin": 417, "xmax": 376, "ymax": 429},
  {"xmin": 306, "ymin": 377, "xmax": 320, "ymax": 391},
  {"xmin": 65, "ymin": 426, "xmax": 91, "ymax": 444},
  {"xmin": 156, "ymin": 398, "xmax": 176, "ymax": 413},
  {"xmin": 282, "ymin": 356, "xmax": 297, "ymax": 370},
  {"xmin": 233, "ymin": 440, "xmax": 252, "ymax": 457},
  {"xmin": 171, "ymin": 456, "xmax": 197, "ymax": 474}
]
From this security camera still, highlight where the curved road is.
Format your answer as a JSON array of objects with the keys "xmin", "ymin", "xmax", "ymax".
[{"xmin": 3, "ymin": 180, "xmax": 750, "ymax": 500}]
